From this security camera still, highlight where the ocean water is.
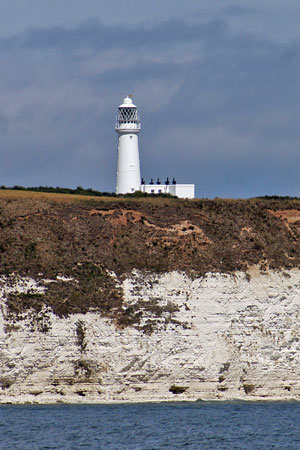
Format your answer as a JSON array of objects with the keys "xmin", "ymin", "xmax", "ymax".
[{"xmin": 1, "ymin": 401, "xmax": 300, "ymax": 449}]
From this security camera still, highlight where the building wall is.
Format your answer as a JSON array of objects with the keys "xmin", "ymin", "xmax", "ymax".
[
  {"xmin": 170, "ymin": 184, "xmax": 195, "ymax": 199},
  {"xmin": 141, "ymin": 184, "xmax": 195, "ymax": 199}
]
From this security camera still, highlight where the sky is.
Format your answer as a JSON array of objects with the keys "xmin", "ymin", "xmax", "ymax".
[{"xmin": 1, "ymin": 0, "xmax": 300, "ymax": 198}]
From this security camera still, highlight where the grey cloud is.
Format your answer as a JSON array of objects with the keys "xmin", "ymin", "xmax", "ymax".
[
  {"xmin": 224, "ymin": 5, "xmax": 257, "ymax": 16},
  {"xmin": 0, "ymin": 18, "xmax": 229, "ymax": 52}
]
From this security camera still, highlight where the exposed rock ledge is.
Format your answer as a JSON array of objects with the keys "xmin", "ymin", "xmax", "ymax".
[{"xmin": 1, "ymin": 267, "xmax": 300, "ymax": 404}]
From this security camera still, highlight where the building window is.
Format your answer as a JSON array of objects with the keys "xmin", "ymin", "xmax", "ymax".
[
  {"xmin": 151, "ymin": 189, "xmax": 155, "ymax": 193},
  {"xmin": 158, "ymin": 190, "xmax": 162, "ymax": 193}
]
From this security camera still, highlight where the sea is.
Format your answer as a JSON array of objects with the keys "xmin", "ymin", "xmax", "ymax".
[{"xmin": 1, "ymin": 401, "xmax": 300, "ymax": 449}]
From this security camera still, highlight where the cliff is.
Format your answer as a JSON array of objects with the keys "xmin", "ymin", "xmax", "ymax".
[{"xmin": 0, "ymin": 190, "xmax": 300, "ymax": 403}]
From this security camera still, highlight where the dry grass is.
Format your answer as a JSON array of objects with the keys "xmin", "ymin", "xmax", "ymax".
[{"xmin": 0, "ymin": 189, "xmax": 109, "ymax": 203}]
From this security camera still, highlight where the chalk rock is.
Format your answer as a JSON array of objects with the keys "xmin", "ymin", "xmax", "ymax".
[{"xmin": 1, "ymin": 267, "xmax": 300, "ymax": 403}]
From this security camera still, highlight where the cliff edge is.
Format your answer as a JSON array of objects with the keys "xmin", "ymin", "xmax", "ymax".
[{"xmin": 0, "ymin": 190, "xmax": 300, "ymax": 403}]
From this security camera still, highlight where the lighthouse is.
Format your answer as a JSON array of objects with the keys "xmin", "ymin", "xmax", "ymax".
[
  {"xmin": 115, "ymin": 96, "xmax": 141, "ymax": 194},
  {"xmin": 114, "ymin": 95, "xmax": 195, "ymax": 198}
]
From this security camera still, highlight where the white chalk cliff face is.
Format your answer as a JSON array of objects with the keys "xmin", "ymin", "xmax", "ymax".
[{"xmin": 0, "ymin": 267, "xmax": 300, "ymax": 404}]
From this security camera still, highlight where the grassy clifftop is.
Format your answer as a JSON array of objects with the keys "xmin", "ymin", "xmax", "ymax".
[{"xmin": 1, "ymin": 190, "xmax": 300, "ymax": 327}]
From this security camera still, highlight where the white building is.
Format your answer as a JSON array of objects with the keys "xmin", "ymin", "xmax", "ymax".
[
  {"xmin": 115, "ymin": 96, "xmax": 195, "ymax": 199},
  {"xmin": 140, "ymin": 180, "xmax": 195, "ymax": 199}
]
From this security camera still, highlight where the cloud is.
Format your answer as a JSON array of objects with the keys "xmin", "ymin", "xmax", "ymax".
[
  {"xmin": 224, "ymin": 5, "xmax": 257, "ymax": 16},
  {"xmin": 0, "ymin": 17, "xmax": 300, "ymax": 197}
]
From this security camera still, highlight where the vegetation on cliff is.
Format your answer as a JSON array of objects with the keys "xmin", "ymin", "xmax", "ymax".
[{"xmin": 0, "ymin": 189, "xmax": 300, "ymax": 327}]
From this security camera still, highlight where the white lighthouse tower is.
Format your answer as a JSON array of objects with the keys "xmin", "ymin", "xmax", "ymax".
[{"xmin": 115, "ymin": 96, "xmax": 141, "ymax": 194}]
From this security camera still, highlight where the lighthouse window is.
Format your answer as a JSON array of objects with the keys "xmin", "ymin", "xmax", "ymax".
[
  {"xmin": 129, "ymin": 135, "xmax": 133, "ymax": 139},
  {"xmin": 118, "ymin": 107, "xmax": 139, "ymax": 124}
]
